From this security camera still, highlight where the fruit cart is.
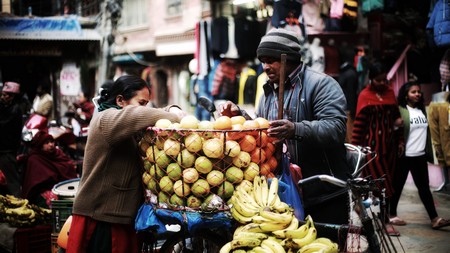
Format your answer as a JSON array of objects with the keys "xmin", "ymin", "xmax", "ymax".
[{"xmin": 136, "ymin": 116, "xmax": 277, "ymax": 252}]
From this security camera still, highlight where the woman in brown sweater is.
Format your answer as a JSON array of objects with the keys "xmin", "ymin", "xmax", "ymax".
[{"xmin": 67, "ymin": 75, "xmax": 183, "ymax": 253}]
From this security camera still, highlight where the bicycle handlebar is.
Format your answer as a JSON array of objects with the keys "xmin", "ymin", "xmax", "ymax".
[{"xmin": 298, "ymin": 175, "xmax": 347, "ymax": 188}]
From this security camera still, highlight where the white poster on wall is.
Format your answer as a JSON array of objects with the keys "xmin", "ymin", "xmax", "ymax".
[{"xmin": 60, "ymin": 62, "xmax": 81, "ymax": 96}]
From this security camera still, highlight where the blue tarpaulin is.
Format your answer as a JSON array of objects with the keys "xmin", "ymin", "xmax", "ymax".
[{"xmin": 0, "ymin": 17, "xmax": 101, "ymax": 41}]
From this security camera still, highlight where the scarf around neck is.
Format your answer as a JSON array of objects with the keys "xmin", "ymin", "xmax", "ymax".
[{"xmin": 356, "ymin": 84, "xmax": 397, "ymax": 116}]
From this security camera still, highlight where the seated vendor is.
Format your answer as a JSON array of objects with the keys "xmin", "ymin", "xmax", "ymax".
[{"xmin": 21, "ymin": 131, "xmax": 78, "ymax": 208}]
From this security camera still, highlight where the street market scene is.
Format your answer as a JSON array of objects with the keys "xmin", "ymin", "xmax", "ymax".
[{"xmin": 0, "ymin": 0, "xmax": 449, "ymax": 252}]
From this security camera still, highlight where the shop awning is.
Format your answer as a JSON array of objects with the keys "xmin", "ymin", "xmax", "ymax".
[{"xmin": 0, "ymin": 17, "xmax": 101, "ymax": 41}]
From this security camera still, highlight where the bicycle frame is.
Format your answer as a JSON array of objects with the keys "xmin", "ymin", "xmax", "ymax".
[{"xmin": 298, "ymin": 145, "xmax": 399, "ymax": 253}]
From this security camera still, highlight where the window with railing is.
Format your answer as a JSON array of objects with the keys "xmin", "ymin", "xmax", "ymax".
[
  {"xmin": 167, "ymin": 0, "xmax": 183, "ymax": 17},
  {"xmin": 120, "ymin": 0, "xmax": 148, "ymax": 29}
]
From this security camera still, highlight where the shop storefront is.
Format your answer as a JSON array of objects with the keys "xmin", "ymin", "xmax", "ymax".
[{"xmin": 0, "ymin": 16, "xmax": 101, "ymax": 122}]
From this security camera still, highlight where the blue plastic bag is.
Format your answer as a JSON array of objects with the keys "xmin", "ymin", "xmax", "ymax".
[
  {"xmin": 277, "ymin": 152, "xmax": 305, "ymax": 221},
  {"xmin": 135, "ymin": 203, "xmax": 167, "ymax": 234}
]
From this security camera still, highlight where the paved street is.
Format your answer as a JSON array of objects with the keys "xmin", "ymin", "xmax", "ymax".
[{"xmin": 390, "ymin": 183, "xmax": 450, "ymax": 253}]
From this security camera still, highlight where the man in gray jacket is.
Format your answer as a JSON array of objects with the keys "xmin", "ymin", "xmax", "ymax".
[{"xmin": 220, "ymin": 28, "xmax": 351, "ymax": 227}]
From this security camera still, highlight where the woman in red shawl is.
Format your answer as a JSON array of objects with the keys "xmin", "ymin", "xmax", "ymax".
[
  {"xmin": 21, "ymin": 130, "xmax": 78, "ymax": 208},
  {"xmin": 351, "ymin": 61, "xmax": 405, "ymax": 235}
]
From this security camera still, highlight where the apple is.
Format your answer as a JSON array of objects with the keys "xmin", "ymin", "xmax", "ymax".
[
  {"xmin": 159, "ymin": 176, "xmax": 174, "ymax": 194},
  {"xmin": 145, "ymin": 145, "xmax": 159, "ymax": 163},
  {"xmin": 243, "ymin": 162, "xmax": 260, "ymax": 181},
  {"xmin": 183, "ymin": 168, "xmax": 199, "ymax": 183},
  {"xmin": 187, "ymin": 195, "xmax": 202, "ymax": 208},
  {"xmin": 214, "ymin": 116, "xmax": 232, "ymax": 130},
  {"xmin": 166, "ymin": 163, "xmax": 182, "ymax": 181},
  {"xmin": 216, "ymin": 181, "xmax": 234, "ymax": 200},
  {"xmin": 147, "ymin": 177, "xmax": 160, "ymax": 194},
  {"xmin": 203, "ymin": 138, "xmax": 224, "ymax": 158},
  {"xmin": 179, "ymin": 115, "xmax": 199, "ymax": 129},
  {"xmin": 198, "ymin": 120, "xmax": 214, "ymax": 139},
  {"xmin": 173, "ymin": 180, "xmax": 191, "ymax": 197},
  {"xmin": 142, "ymin": 172, "xmax": 152, "ymax": 185},
  {"xmin": 232, "ymin": 151, "xmax": 251, "ymax": 168},
  {"xmin": 177, "ymin": 148, "xmax": 196, "ymax": 168},
  {"xmin": 155, "ymin": 119, "xmax": 172, "ymax": 128},
  {"xmin": 143, "ymin": 159, "xmax": 152, "ymax": 172},
  {"xmin": 191, "ymin": 179, "xmax": 210, "ymax": 197},
  {"xmin": 158, "ymin": 191, "xmax": 170, "ymax": 204},
  {"xmin": 155, "ymin": 150, "xmax": 171, "ymax": 169},
  {"xmin": 206, "ymin": 170, "xmax": 224, "ymax": 187},
  {"xmin": 149, "ymin": 164, "xmax": 165, "ymax": 180},
  {"xmin": 231, "ymin": 116, "xmax": 246, "ymax": 125},
  {"xmin": 194, "ymin": 156, "xmax": 213, "ymax": 174},
  {"xmin": 164, "ymin": 139, "xmax": 181, "ymax": 157},
  {"xmin": 170, "ymin": 194, "xmax": 184, "ymax": 206},
  {"xmin": 225, "ymin": 166, "xmax": 244, "ymax": 184},
  {"xmin": 224, "ymin": 140, "xmax": 241, "ymax": 158},
  {"xmin": 184, "ymin": 133, "xmax": 203, "ymax": 153}
]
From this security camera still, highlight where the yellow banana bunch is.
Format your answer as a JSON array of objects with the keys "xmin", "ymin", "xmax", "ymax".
[
  {"xmin": 273, "ymin": 222, "xmax": 308, "ymax": 239},
  {"xmin": 298, "ymin": 241, "xmax": 339, "ymax": 253},
  {"xmin": 259, "ymin": 209, "xmax": 293, "ymax": 225},
  {"xmin": 283, "ymin": 227, "xmax": 317, "ymax": 249},
  {"xmin": 222, "ymin": 177, "xmax": 341, "ymax": 253},
  {"xmin": 261, "ymin": 238, "xmax": 286, "ymax": 253},
  {"xmin": 252, "ymin": 246, "xmax": 273, "ymax": 253},
  {"xmin": 1, "ymin": 194, "xmax": 29, "ymax": 208},
  {"xmin": 230, "ymin": 237, "xmax": 262, "ymax": 249}
]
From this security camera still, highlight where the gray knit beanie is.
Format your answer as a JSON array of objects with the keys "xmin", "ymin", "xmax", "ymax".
[{"xmin": 257, "ymin": 28, "xmax": 302, "ymax": 63}]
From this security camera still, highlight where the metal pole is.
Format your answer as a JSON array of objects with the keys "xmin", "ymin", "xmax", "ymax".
[
  {"xmin": 278, "ymin": 54, "xmax": 287, "ymax": 120},
  {"xmin": 97, "ymin": 1, "xmax": 109, "ymax": 91}
]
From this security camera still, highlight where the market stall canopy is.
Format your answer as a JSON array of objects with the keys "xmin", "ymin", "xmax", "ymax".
[{"xmin": 0, "ymin": 17, "xmax": 101, "ymax": 41}]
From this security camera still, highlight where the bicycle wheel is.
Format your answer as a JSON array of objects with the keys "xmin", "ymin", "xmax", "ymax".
[{"xmin": 159, "ymin": 230, "xmax": 228, "ymax": 253}]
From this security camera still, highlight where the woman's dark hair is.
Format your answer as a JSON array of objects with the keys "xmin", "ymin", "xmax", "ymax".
[
  {"xmin": 368, "ymin": 61, "xmax": 387, "ymax": 80},
  {"xmin": 98, "ymin": 75, "xmax": 150, "ymax": 105},
  {"xmin": 397, "ymin": 81, "xmax": 425, "ymax": 111}
]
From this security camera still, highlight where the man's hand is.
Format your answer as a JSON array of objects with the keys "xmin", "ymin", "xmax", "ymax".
[
  {"xmin": 267, "ymin": 119, "xmax": 295, "ymax": 141},
  {"xmin": 219, "ymin": 101, "xmax": 241, "ymax": 117}
]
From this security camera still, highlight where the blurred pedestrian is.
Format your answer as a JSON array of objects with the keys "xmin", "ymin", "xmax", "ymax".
[
  {"xmin": 32, "ymin": 83, "xmax": 53, "ymax": 119},
  {"xmin": 429, "ymin": 92, "xmax": 450, "ymax": 192},
  {"xmin": 67, "ymin": 75, "xmax": 184, "ymax": 253},
  {"xmin": 0, "ymin": 81, "xmax": 24, "ymax": 197},
  {"xmin": 389, "ymin": 81, "xmax": 450, "ymax": 230},
  {"xmin": 338, "ymin": 53, "xmax": 358, "ymax": 142},
  {"xmin": 21, "ymin": 130, "xmax": 77, "ymax": 208},
  {"xmin": 70, "ymin": 88, "xmax": 95, "ymax": 136},
  {"xmin": 351, "ymin": 60, "xmax": 405, "ymax": 235}
]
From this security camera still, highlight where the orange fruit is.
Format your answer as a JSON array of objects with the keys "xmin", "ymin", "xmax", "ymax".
[
  {"xmin": 250, "ymin": 148, "xmax": 267, "ymax": 164},
  {"xmin": 214, "ymin": 116, "xmax": 232, "ymax": 130},
  {"xmin": 264, "ymin": 142, "xmax": 276, "ymax": 158},
  {"xmin": 226, "ymin": 124, "xmax": 245, "ymax": 140},
  {"xmin": 254, "ymin": 117, "xmax": 270, "ymax": 129},
  {"xmin": 267, "ymin": 172, "xmax": 275, "ymax": 179},
  {"xmin": 239, "ymin": 135, "xmax": 257, "ymax": 152},
  {"xmin": 267, "ymin": 156, "xmax": 278, "ymax": 171},
  {"xmin": 259, "ymin": 163, "xmax": 271, "ymax": 176},
  {"xmin": 255, "ymin": 131, "xmax": 268, "ymax": 147}
]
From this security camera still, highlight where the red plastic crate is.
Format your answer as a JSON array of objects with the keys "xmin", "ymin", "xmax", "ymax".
[{"xmin": 15, "ymin": 225, "xmax": 51, "ymax": 253}]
